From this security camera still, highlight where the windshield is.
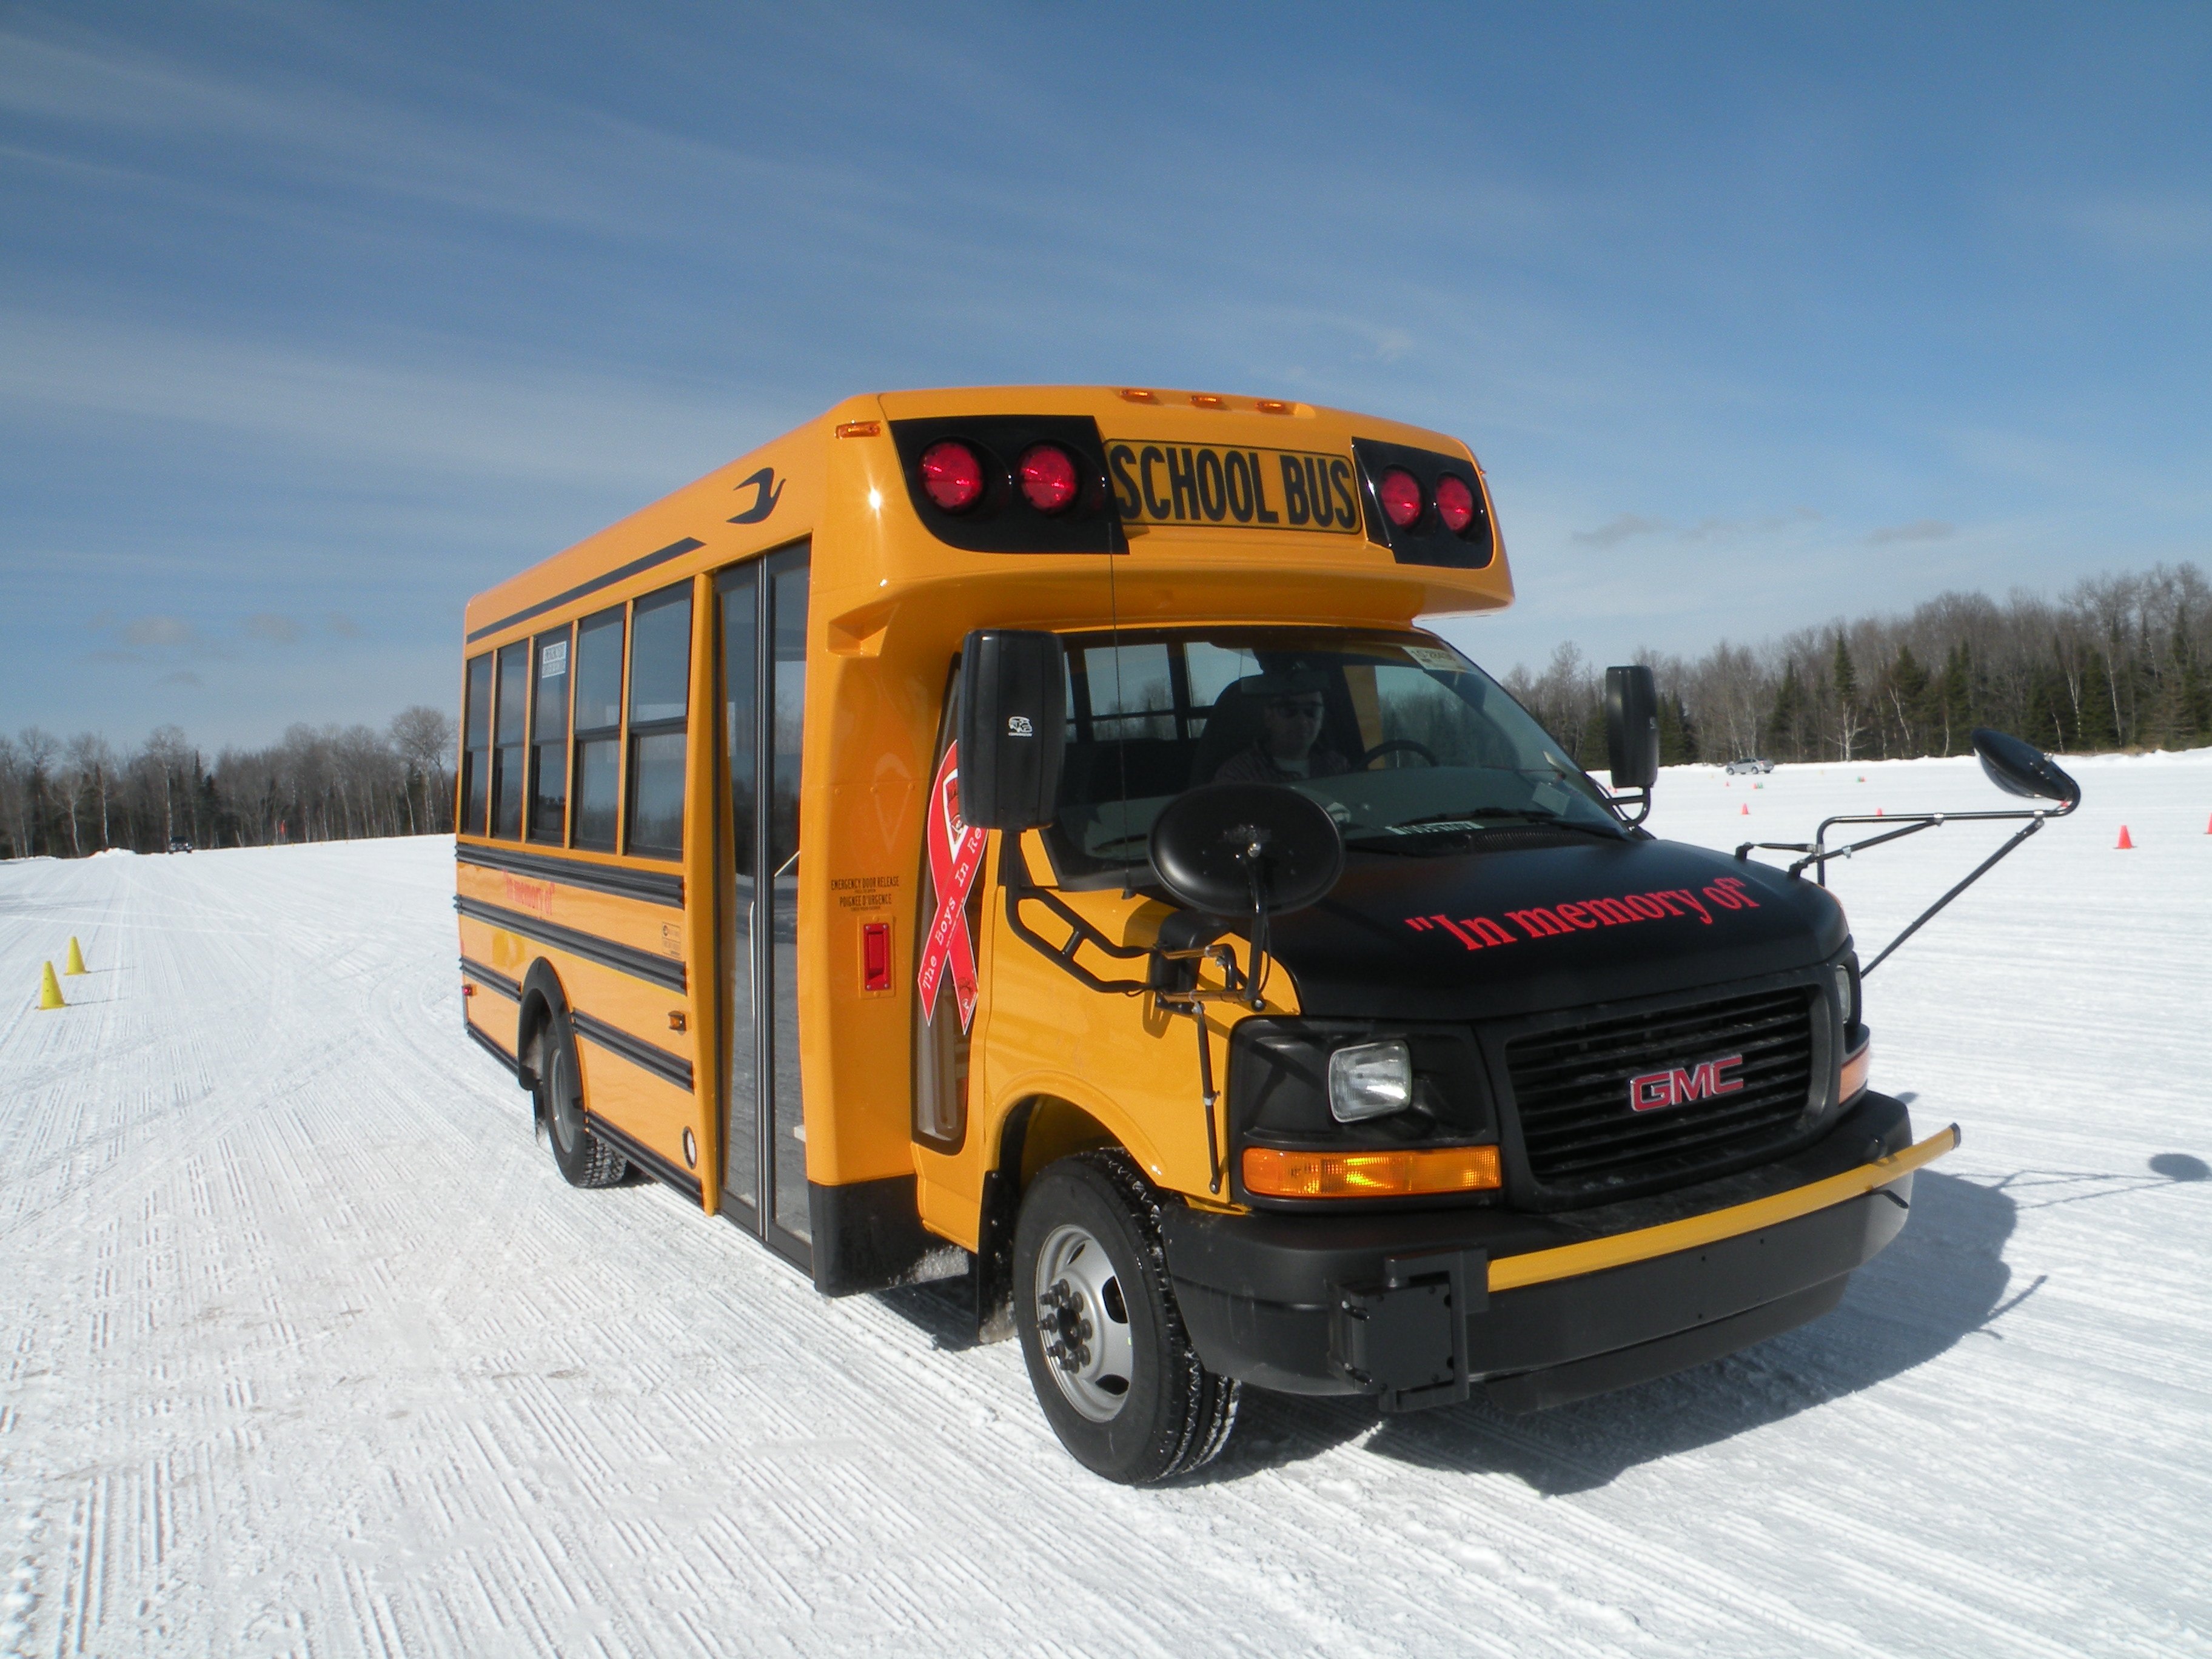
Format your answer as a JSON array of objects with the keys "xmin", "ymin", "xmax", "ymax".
[{"xmin": 1045, "ymin": 626, "xmax": 1622, "ymax": 879}]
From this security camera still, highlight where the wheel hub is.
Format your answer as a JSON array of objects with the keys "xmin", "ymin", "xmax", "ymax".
[{"xmin": 1032, "ymin": 1223, "xmax": 1136, "ymax": 1424}]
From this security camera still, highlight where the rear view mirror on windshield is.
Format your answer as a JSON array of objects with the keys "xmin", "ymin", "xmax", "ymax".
[{"xmin": 956, "ymin": 629, "xmax": 1067, "ymax": 830}]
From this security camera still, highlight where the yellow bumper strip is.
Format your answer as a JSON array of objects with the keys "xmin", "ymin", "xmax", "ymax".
[{"xmin": 1487, "ymin": 1124, "xmax": 1961, "ymax": 1294}]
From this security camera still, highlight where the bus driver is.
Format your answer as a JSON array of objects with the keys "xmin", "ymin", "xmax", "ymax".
[{"xmin": 1210, "ymin": 674, "xmax": 1352, "ymax": 785}]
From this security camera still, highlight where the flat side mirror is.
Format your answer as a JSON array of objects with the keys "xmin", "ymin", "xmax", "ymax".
[
  {"xmin": 1971, "ymin": 728, "xmax": 2081, "ymax": 808},
  {"xmin": 955, "ymin": 629, "xmax": 1067, "ymax": 831},
  {"xmin": 1148, "ymin": 783, "xmax": 1343, "ymax": 916},
  {"xmin": 1604, "ymin": 665, "xmax": 1660, "ymax": 791}
]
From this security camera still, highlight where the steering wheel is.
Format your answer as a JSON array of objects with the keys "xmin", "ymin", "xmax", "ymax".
[{"xmin": 1361, "ymin": 739, "xmax": 1439, "ymax": 769}]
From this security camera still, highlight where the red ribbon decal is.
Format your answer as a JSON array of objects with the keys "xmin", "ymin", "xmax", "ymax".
[{"xmin": 917, "ymin": 740, "xmax": 989, "ymax": 1031}]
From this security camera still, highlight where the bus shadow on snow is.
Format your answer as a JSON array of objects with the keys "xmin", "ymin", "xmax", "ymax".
[{"xmin": 1203, "ymin": 1167, "xmax": 2020, "ymax": 1495}]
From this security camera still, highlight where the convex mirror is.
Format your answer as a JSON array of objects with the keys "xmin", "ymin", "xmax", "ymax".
[
  {"xmin": 1148, "ymin": 783, "xmax": 1344, "ymax": 916},
  {"xmin": 1971, "ymin": 728, "xmax": 2082, "ymax": 808}
]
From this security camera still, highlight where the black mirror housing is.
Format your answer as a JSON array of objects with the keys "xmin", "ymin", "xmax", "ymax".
[
  {"xmin": 1604, "ymin": 665, "xmax": 1660, "ymax": 791},
  {"xmin": 956, "ymin": 629, "xmax": 1067, "ymax": 831},
  {"xmin": 1971, "ymin": 728, "xmax": 2082, "ymax": 808}
]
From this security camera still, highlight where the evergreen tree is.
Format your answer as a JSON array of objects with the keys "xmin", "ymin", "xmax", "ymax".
[
  {"xmin": 1831, "ymin": 632, "xmax": 1863, "ymax": 760},
  {"xmin": 1886, "ymin": 644, "xmax": 1931, "ymax": 756},
  {"xmin": 1765, "ymin": 662, "xmax": 1808, "ymax": 761}
]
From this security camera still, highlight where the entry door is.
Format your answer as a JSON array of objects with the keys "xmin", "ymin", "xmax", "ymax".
[{"xmin": 716, "ymin": 543, "xmax": 811, "ymax": 1268}]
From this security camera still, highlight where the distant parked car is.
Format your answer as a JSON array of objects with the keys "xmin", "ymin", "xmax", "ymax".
[
  {"xmin": 167, "ymin": 837, "xmax": 193, "ymax": 853},
  {"xmin": 1724, "ymin": 758, "xmax": 1774, "ymax": 776}
]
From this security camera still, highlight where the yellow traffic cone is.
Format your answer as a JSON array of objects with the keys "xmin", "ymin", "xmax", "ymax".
[
  {"xmin": 39, "ymin": 961, "xmax": 65, "ymax": 1010},
  {"xmin": 64, "ymin": 936, "xmax": 87, "ymax": 976}
]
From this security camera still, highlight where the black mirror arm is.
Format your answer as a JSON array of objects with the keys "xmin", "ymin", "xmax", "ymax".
[
  {"xmin": 1735, "ymin": 794, "xmax": 2079, "ymax": 886},
  {"xmin": 1861, "ymin": 816, "xmax": 2049, "ymax": 977},
  {"xmin": 1607, "ymin": 785, "xmax": 1653, "ymax": 827},
  {"xmin": 999, "ymin": 835, "xmax": 1153, "ymax": 995}
]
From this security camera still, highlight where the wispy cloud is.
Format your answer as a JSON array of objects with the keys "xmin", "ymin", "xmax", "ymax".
[
  {"xmin": 2063, "ymin": 195, "xmax": 2212, "ymax": 259},
  {"xmin": 0, "ymin": 307, "xmax": 783, "ymax": 488},
  {"xmin": 1573, "ymin": 509, "xmax": 1822, "ymax": 549},
  {"xmin": 244, "ymin": 613, "xmax": 300, "ymax": 643},
  {"xmin": 1574, "ymin": 513, "xmax": 1669, "ymax": 548},
  {"xmin": 123, "ymin": 615, "xmax": 198, "ymax": 647},
  {"xmin": 323, "ymin": 611, "xmax": 362, "ymax": 638},
  {"xmin": 1868, "ymin": 519, "xmax": 1956, "ymax": 545}
]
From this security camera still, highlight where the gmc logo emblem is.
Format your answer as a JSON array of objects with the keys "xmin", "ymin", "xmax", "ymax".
[{"xmin": 1630, "ymin": 1054, "xmax": 1745, "ymax": 1112}]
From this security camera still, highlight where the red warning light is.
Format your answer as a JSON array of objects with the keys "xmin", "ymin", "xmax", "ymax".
[
  {"xmin": 1016, "ymin": 444, "xmax": 1080, "ymax": 515},
  {"xmin": 919, "ymin": 441, "xmax": 987, "ymax": 513},
  {"xmin": 1435, "ymin": 474, "xmax": 1478, "ymax": 535},
  {"xmin": 1378, "ymin": 468, "xmax": 1425, "ymax": 529}
]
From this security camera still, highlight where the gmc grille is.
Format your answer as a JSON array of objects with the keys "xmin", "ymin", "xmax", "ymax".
[{"xmin": 1503, "ymin": 987, "xmax": 1817, "ymax": 1195}]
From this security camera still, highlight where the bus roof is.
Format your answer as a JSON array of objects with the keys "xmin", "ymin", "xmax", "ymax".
[{"xmin": 461, "ymin": 386, "xmax": 1513, "ymax": 652}]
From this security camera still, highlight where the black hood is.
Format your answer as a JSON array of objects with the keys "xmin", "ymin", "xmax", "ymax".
[{"xmin": 1263, "ymin": 834, "xmax": 1848, "ymax": 1020}]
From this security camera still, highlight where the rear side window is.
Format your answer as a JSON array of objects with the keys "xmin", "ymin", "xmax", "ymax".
[
  {"xmin": 571, "ymin": 606, "xmax": 625, "ymax": 851},
  {"xmin": 625, "ymin": 582, "xmax": 692, "ymax": 859},
  {"xmin": 492, "ymin": 641, "xmax": 528, "ymax": 839},
  {"xmin": 461, "ymin": 652, "xmax": 492, "ymax": 834}
]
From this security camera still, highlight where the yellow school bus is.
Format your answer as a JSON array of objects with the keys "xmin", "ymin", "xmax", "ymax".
[{"xmin": 455, "ymin": 385, "xmax": 1954, "ymax": 1483}]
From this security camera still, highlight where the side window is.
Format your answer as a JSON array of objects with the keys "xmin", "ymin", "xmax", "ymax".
[
  {"xmin": 461, "ymin": 652, "xmax": 492, "ymax": 834},
  {"xmin": 528, "ymin": 626, "xmax": 571, "ymax": 842},
  {"xmin": 570, "ymin": 606, "xmax": 625, "ymax": 851},
  {"xmin": 492, "ymin": 640, "xmax": 528, "ymax": 839},
  {"xmin": 625, "ymin": 582, "xmax": 692, "ymax": 859}
]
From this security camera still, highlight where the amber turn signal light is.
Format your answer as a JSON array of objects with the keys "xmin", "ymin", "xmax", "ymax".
[
  {"xmin": 1839, "ymin": 1036, "xmax": 1871, "ymax": 1104},
  {"xmin": 1242, "ymin": 1144, "xmax": 1501, "ymax": 1199}
]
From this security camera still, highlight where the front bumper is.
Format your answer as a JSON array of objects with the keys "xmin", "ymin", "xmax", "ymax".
[{"xmin": 1159, "ymin": 1091, "xmax": 1954, "ymax": 1412}]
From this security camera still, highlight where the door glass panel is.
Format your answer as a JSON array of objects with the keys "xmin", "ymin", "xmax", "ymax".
[
  {"xmin": 768, "ymin": 559, "xmax": 809, "ymax": 1243},
  {"xmin": 717, "ymin": 567, "xmax": 759, "ymax": 1218}
]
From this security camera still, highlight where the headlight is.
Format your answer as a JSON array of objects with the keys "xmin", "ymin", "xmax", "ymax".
[
  {"xmin": 1834, "ymin": 957, "xmax": 1860, "ymax": 1028},
  {"xmin": 1327, "ymin": 1040, "xmax": 1412, "ymax": 1123}
]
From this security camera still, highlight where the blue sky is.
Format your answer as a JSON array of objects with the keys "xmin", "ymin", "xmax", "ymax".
[{"xmin": 4, "ymin": 2, "xmax": 2208, "ymax": 746}]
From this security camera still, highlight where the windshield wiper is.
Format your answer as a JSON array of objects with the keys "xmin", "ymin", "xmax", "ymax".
[{"xmin": 1354, "ymin": 807, "xmax": 1626, "ymax": 842}]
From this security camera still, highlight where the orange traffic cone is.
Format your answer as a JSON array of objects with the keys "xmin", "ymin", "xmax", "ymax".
[
  {"xmin": 1740, "ymin": 802, "xmax": 1750, "ymax": 816},
  {"xmin": 2203, "ymin": 813, "xmax": 2210, "ymax": 834},
  {"xmin": 2117, "ymin": 825, "xmax": 2134, "ymax": 850},
  {"xmin": 1876, "ymin": 807, "xmax": 1884, "ymax": 816}
]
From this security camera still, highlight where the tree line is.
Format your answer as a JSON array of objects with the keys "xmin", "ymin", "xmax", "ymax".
[
  {"xmin": 0, "ymin": 709, "xmax": 456, "ymax": 860},
  {"xmin": 1504, "ymin": 562, "xmax": 2212, "ymax": 769},
  {"xmin": 7, "ymin": 561, "xmax": 2208, "ymax": 859}
]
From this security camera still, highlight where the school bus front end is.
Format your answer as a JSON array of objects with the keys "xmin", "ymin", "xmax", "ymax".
[{"xmin": 455, "ymin": 384, "xmax": 1951, "ymax": 1486}]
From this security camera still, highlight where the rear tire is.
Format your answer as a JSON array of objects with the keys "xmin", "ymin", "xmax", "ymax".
[
  {"xmin": 535, "ymin": 1008, "xmax": 627, "ymax": 1188},
  {"xmin": 1013, "ymin": 1151, "xmax": 1239, "ymax": 1484}
]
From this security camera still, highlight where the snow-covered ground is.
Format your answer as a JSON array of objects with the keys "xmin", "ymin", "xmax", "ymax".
[{"xmin": 2, "ymin": 751, "xmax": 2208, "ymax": 1658}]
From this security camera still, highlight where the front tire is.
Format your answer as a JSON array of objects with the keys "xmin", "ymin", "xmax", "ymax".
[
  {"xmin": 535, "ymin": 1008, "xmax": 627, "ymax": 1189},
  {"xmin": 1013, "ymin": 1151, "xmax": 1239, "ymax": 1484}
]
